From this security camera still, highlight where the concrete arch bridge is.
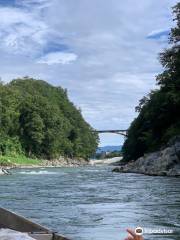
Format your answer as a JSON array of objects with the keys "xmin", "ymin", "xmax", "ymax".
[{"xmin": 93, "ymin": 129, "xmax": 127, "ymax": 137}]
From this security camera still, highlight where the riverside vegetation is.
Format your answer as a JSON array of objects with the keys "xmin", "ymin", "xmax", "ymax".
[
  {"xmin": 0, "ymin": 78, "xmax": 99, "ymax": 166},
  {"xmin": 115, "ymin": 3, "xmax": 180, "ymax": 176}
]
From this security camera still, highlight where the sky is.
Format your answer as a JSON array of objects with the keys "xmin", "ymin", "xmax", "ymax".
[{"xmin": 0, "ymin": 0, "xmax": 179, "ymax": 146}]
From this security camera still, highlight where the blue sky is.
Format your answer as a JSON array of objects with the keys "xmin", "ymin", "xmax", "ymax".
[{"xmin": 0, "ymin": 0, "xmax": 178, "ymax": 146}]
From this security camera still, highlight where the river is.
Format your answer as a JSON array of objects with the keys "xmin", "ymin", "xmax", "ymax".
[{"xmin": 0, "ymin": 166, "xmax": 179, "ymax": 240}]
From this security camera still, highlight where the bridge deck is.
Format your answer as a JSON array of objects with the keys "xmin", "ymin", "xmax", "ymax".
[
  {"xmin": 95, "ymin": 130, "xmax": 127, "ymax": 133},
  {"xmin": 93, "ymin": 130, "xmax": 127, "ymax": 136}
]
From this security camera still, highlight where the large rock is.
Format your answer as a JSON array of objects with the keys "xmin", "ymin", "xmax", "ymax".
[
  {"xmin": 113, "ymin": 137, "xmax": 180, "ymax": 177},
  {"xmin": 0, "ymin": 168, "xmax": 5, "ymax": 175},
  {"xmin": 0, "ymin": 168, "xmax": 11, "ymax": 175}
]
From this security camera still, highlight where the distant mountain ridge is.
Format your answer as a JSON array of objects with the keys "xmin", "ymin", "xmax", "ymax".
[{"xmin": 96, "ymin": 145, "xmax": 122, "ymax": 153}]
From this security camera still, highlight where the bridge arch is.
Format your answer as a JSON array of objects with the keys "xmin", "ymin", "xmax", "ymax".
[{"xmin": 93, "ymin": 129, "xmax": 127, "ymax": 137}]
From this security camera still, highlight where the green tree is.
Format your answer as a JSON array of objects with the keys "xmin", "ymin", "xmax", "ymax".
[
  {"xmin": 0, "ymin": 77, "xmax": 99, "ymax": 160},
  {"xmin": 122, "ymin": 3, "xmax": 180, "ymax": 161}
]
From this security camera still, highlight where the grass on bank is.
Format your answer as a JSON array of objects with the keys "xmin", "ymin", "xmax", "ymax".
[{"xmin": 0, "ymin": 155, "xmax": 42, "ymax": 166}]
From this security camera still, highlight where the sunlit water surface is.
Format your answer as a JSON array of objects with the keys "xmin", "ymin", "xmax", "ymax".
[{"xmin": 0, "ymin": 167, "xmax": 179, "ymax": 240}]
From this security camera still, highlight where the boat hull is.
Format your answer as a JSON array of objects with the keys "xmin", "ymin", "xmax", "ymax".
[{"xmin": 0, "ymin": 207, "xmax": 70, "ymax": 240}]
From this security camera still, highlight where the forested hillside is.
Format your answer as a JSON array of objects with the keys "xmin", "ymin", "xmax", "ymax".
[
  {"xmin": 0, "ymin": 78, "xmax": 99, "ymax": 160},
  {"xmin": 123, "ymin": 3, "xmax": 180, "ymax": 161}
]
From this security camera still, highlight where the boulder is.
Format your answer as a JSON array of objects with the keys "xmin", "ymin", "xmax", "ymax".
[
  {"xmin": 0, "ymin": 168, "xmax": 5, "ymax": 175},
  {"xmin": 0, "ymin": 168, "xmax": 11, "ymax": 175}
]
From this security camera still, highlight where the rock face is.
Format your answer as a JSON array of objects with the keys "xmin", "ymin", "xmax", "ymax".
[{"xmin": 113, "ymin": 137, "xmax": 180, "ymax": 177}]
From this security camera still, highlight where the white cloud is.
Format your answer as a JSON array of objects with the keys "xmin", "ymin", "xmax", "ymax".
[
  {"xmin": 0, "ymin": 6, "xmax": 48, "ymax": 55},
  {"xmin": 0, "ymin": 0, "xmax": 179, "ymax": 146},
  {"xmin": 37, "ymin": 52, "xmax": 78, "ymax": 65}
]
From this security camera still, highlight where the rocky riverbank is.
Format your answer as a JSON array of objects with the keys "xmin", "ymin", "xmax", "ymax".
[
  {"xmin": 113, "ymin": 137, "xmax": 180, "ymax": 177},
  {"xmin": 38, "ymin": 157, "xmax": 88, "ymax": 167},
  {"xmin": 0, "ymin": 157, "xmax": 89, "ymax": 174}
]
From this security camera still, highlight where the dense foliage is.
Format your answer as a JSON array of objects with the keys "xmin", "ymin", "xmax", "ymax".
[
  {"xmin": 0, "ymin": 78, "xmax": 99, "ymax": 159},
  {"xmin": 123, "ymin": 3, "xmax": 180, "ymax": 161}
]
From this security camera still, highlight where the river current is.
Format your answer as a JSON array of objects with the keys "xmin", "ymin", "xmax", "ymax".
[{"xmin": 0, "ymin": 166, "xmax": 179, "ymax": 240}]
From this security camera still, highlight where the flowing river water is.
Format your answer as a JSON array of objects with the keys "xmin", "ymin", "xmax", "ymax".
[{"xmin": 0, "ymin": 166, "xmax": 179, "ymax": 240}]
